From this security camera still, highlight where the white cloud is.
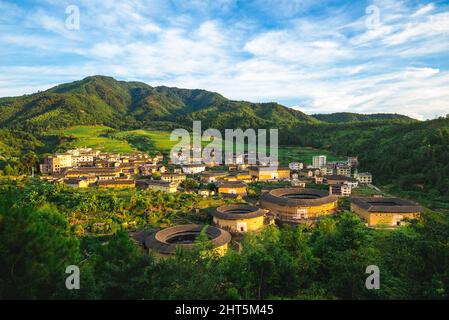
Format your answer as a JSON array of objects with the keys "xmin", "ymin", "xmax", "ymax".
[{"xmin": 1, "ymin": 0, "xmax": 449, "ymax": 120}]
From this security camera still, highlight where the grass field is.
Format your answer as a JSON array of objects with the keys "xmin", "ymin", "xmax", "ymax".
[
  {"xmin": 351, "ymin": 185, "xmax": 384, "ymax": 197},
  {"xmin": 57, "ymin": 126, "xmax": 136, "ymax": 153},
  {"xmin": 53, "ymin": 126, "xmax": 344, "ymax": 164},
  {"xmin": 277, "ymin": 146, "xmax": 344, "ymax": 165}
]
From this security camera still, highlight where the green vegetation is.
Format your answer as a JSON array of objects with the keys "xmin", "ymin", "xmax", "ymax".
[
  {"xmin": 50, "ymin": 125, "xmax": 136, "ymax": 153},
  {"xmin": 110, "ymin": 129, "xmax": 177, "ymax": 154},
  {"xmin": 0, "ymin": 179, "xmax": 233, "ymax": 234},
  {"xmin": 1, "ymin": 180, "xmax": 448, "ymax": 300},
  {"xmin": 311, "ymin": 112, "xmax": 416, "ymax": 123},
  {"xmin": 0, "ymin": 76, "xmax": 317, "ymax": 135},
  {"xmin": 278, "ymin": 146, "xmax": 344, "ymax": 165},
  {"xmin": 351, "ymin": 185, "xmax": 384, "ymax": 197}
]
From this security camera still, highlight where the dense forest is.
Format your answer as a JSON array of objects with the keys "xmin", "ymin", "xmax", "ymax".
[
  {"xmin": 0, "ymin": 179, "xmax": 448, "ymax": 300},
  {"xmin": 311, "ymin": 112, "xmax": 415, "ymax": 123}
]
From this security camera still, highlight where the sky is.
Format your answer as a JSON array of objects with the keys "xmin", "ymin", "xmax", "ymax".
[{"xmin": 1, "ymin": 0, "xmax": 449, "ymax": 119}]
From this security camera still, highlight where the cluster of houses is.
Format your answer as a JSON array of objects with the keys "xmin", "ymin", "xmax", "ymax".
[
  {"xmin": 39, "ymin": 149, "xmax": 373, "ymax": 199},
  {"xmin": 289, "ymin": 155, "xmax": 372, "ymax": 197},
  {"xmin": 40, "ymin": 148, "xmax": 168, "ymax": 190},
  {"xmin": 40, "ymin": 148, "xmax": 422, "ymax": 229}
]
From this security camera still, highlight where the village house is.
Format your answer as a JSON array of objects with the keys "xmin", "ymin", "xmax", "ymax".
[
  {"xmin": 315, "ymin": 176, "xmax": 324, "ymax": 184},
  {"xmin": 63, "ymin": 167, "xmax": 122, "ymax": 180},
  {"xmin": 161, "ymin": 173, "xmax": 187, "ymax": 185},
  {"xmin": 63, "ymin": 178, "xmax": 89, "ymax": 188},
  {"xmin": 354, "ymin": 172, "xmax": 373, "ymax": 184},
  {"xmin": 298, "ymin": 168, "xmax": 314, "ymax": 178},
  {"xmin": 140, "ymin": 164, "xmax": 166, "ymax": 176},
  {"xmin": 320, "ymin": 165, "xmax": 334, "ymax": 176},
  {"xmin": 218, "ymin": 181, "xmax": 247, "ymax": 197},
  {"xmin": 312, "ymin": 155, "xmax": 327, "ymax": 169},
  {"xmin": 237, "ymin": 163, "xmax": 250, "ymax": 171},
  {"xmin": 324, "ymin": 175, "xmax": 359, "ymax": 188},
  {"xmin": 222, "ymin": 171, "xmax": 252, "ymax": 183},
  {"xmin": 291, "ymin": 179, "xmax": 307, "ymax": 188},
  {"xmin": 173, "ymin": 167, "xmax": 183, "ymax": 174},
  {"xmin": 93, "ymin": 159, "xmax": 120, "ymax": 168},
  {"xmin": 288, "ymin": 162, "xmax": 304, "ymax": 171},
  {"xmin": 40, "ymin": 153, "xmax": 73, "ymax": 174},
  {"xmin": 136, "ymin": 180, "xmax": 177, "ymax": 193},
  {"xmin": 97, "ymin": 179, "xmax": 136, "ymax": 188},
  {"xmin": 329, "ymin": 184, "xmax": 352, "ymax": 197},
  {"xmin": 182, "ymin": 163, "xmax": 207, "ymax": 175},
  {"xmin": 198, "ymin": 189, "xmax": 215, "ymax": 197},
  {"xmin": 200, "ymin": 171, "xmax": 229, "ymax": 183},
  {"xmin": 248, "ymin": 166, "xmax": 291, "ymax": 181},
  {"xmin": 336, "ymin": 165, "xmax": 352, "ymax": 177},
  {"xmin": 350, "ymin": 197, "xmax": 422, "ymax": 227}
]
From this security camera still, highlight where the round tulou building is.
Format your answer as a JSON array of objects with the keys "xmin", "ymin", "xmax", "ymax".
[
  {"xmin": 260, "ymin": 188, "xmax": 337, "ymax": 224},
  {"xmin": 145, "ymin": 224, "xmax": 231, "ymax": 258},
  {"xmin": 211, "ymin": 204, "xmax": 268, "ymax": 234}
]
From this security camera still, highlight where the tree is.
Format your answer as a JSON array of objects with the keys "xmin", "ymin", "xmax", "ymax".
[
  {"xmin": 4, "ymin": 164, "xmax": 14, "ymax": 176},
  {"xmin": 0, "ymin": 200, "xmax": 80, "ymax": 299}
]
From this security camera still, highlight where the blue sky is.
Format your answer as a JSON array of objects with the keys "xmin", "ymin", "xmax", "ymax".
[{"xmin": 1, "ymin": 0, "xmax": 449, "ymax": 119}]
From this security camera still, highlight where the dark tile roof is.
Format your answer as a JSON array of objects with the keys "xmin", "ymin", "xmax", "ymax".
[
  {"xmin": 218, "ymin": 181, "xmax": 247, "ymax": 188},
  {"xmin": 324, "ymin": 175, "xmax": 357, "ymax": 182},
  {"xmin": 351, "ymin": 197, "xmax": 423, "ymax": 213},
  {"xmin": 97, "ymin": 180, "xmax": 135, "ymax": 185},
  {"xmin": 212, "ymin": 204, "xmax": 266, "ymax": 220},
  {"xmin": 145, "ymin": 224, "xmax": 231, "ymax": 254},
  {"xmin": 260, "ymin": 187, "xmax": 337, "ymax": 206}
]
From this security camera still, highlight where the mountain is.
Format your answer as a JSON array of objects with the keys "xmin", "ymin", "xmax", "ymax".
[
  {"xmin": 0, "ymin": 76, "xmax": 318, "ymax": 132},
  {"xmin": 311, "ymin": 112, "xmax": 416, "ymax": 123}
]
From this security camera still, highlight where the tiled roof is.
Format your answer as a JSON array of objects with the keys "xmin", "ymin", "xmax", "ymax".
[
  {"xmin": 145, "ymin": 224, "xmax": 231, "ymax": 254},
  {"xmin": 351, "ymin": 197, "xmax": 423, "ymax": 213},
  {"xmin": 261, "ymin": 188, "xmax": 337, "ymax": 206},
  {"xmin": 212, "ymin": 204, "xmax": 266, "ymax": 220}
]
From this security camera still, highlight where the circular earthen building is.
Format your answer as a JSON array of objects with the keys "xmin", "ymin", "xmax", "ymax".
[
  {"xmin": 145, "ymin": 224, "xmax": 231, "ymax": 257},
  {"xmin": 212, "ymin": 204, "xmax": 267, "ymax": 234},
  {"xmin": 260, "ymin": 188, "xmax": 337, "ymax": 224}
]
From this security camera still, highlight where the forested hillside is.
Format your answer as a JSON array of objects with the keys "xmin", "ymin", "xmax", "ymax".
[
  {"xmin": 0, "ymin": 76, "xmax": 317, "ymax": 133},
  {"xmin": 311, "ymin": 112, "xmax": 416, "ymax": 123}
]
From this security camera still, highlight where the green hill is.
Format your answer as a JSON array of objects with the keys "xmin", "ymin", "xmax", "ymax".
[
  {"xmin": 311, "ymin": 112, "xmax": 416, "ymax": 123},
  {"xmin": 0, "ymin": 76, "xmax": 318, "ymax": 133}
]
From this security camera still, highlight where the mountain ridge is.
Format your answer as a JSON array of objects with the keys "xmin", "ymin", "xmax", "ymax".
[
  {"xmin": 311, "ymin": 112, "xmax": 416, "ymax": 123},
  {"xmin": 0, "ymin": 76, "xmax": 318, "ymax": 132}
]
